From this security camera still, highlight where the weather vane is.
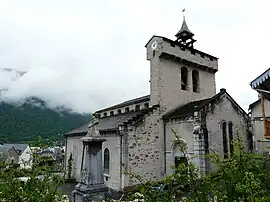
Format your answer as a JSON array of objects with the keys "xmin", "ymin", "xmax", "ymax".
[{"xmin": 182, "ymin": 8, "xmax": 186, "ymax": 19}]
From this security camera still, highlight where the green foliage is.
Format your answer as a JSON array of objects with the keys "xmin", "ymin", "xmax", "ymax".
[
  {"xmin": 0, "ymin": 148, "xmax": 66, "ymax": 201},
  {"xmin": 0, "ymin": 97, "xmax": 91, "ymax": 144},
  {"xmin": 115, "ymin": 132, "xmax": 270, "ymax": 202}
]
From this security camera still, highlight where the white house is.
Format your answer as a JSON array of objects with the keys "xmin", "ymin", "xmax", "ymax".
[{"xmin": 3, "ymin": 144, "xmax": 32, "ymax": 169}]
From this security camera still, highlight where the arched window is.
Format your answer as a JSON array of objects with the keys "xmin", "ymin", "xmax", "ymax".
[
  {"xmin": 104, "ymin": 148, "xmax": 110, "ymax": 174},
  {"xmin": 228, "ymin": 122, "xmax": 234, "ymax": 154},
  {"xmin": 222, "ymin": 122, "xmax": 228, "ymax": 158},
  {"xmin": 103, "ymin": 112, "xmax": 107, "ymax": 117},
  {"xmin": 192, "ymin": 70, "xmax": 199, "ymax": 93},
  {"xmin": 135, "ymin": 105, "xmax": 140, "ymax": 111},
  {"xmin": 144, "ymin": 103, "xmax": 149, "ymax": 109},
  {"xmin": 117, "ymin": 109, "xmax": 121, "ymax": 114},
  {"xmin": 125, "ymin": 107, "xmax": 130, "ymax": 113},
  {"xmin": 173, "ymin": 140, "xmax": 188, "ymax": 172},
  {"xmin": 110, "ymin": 111, "xmax": 114, "ymax": 116},
  {"xmin": 181, "ymin": 67, "xmax": 188, "ymax": 90}
]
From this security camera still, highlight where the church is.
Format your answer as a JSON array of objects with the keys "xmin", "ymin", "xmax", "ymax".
[{"xmin": 64, "ymin": 16, "xmax": 252, "ymax": 191}]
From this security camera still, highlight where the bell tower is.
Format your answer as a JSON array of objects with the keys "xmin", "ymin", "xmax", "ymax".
[
  {"xmin": 145, "ymin": 14, "xmax": 219, "ymax": 112},
  {"xmin": 175, "ymin": 13, "xmax": 196, "ymax": 48}
]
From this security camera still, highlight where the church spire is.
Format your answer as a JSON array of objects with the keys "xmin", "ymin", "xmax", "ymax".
[{"xmin": 175, "ymin": 9, "xmax": 196, "ymax": 48}]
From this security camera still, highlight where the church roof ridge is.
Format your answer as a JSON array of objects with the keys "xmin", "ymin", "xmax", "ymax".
[
  {"xmin": 95, "ymin": 95, "xmax": 150, "ymax": 113},
  {"xmin": 163, "ymin": 89, "xmax": 248, "ymax": 120},
  {"xmin": 63, "ymin": 123, "xmax": 89, "ymax": 136}
]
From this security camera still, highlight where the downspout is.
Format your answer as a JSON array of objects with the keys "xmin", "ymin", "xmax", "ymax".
[
  {"xmin": 123, "ymin": 123, "xmax": 129, "ymax": 186},
  {"xmin": 119, "ymin": 129, "xmax": 123, "ymax": 190},
  {"xmin": 163, "ymin": 120, "xmax": 167, "ymax": 175}
]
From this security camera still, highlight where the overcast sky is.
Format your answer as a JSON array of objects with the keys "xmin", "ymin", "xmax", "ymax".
[{"xmin": 0, "ymin": 0, "xmax": 268, "ymax": 113}]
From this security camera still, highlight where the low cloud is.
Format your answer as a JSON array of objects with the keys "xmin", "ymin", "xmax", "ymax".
[{"xmin": 0, "ymin": 0, "xmax": 267, "ymax": 113}]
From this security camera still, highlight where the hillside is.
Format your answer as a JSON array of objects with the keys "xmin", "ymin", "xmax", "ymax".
[{"xmin": 0, "ymin": 97, "xmax": 91, "ymax": 145}]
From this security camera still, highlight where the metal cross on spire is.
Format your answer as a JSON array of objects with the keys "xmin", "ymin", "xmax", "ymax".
[{"xmin": 182, "ymin": 8, "xmax": 185, "ymax": 19}]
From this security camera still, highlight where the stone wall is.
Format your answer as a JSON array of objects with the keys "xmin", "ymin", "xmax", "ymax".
[
  {"xmin": 126, "ymin": 109, "xmax": 164, "ymax": 186},
  {"xmin": 100, "ymin": 101, "xmax": 150, "ymax": 118},
  {"xmin": 146, "ymin": 36, "xmax": 217, "ymax": 112},
  {"xmin": 146, "ymin": 36, "xmax": 218, "ymax": 69},
  {"xmin": 102, "ymin": 135, "xmax": 121, "ymax": 190},
  {"xmin": 65, "ymin": 136, "xmax": 84, "ymax": 181},
  {"xmin": 164, "ymin": 119, "xmax": 196, "ymax": 174},
  {"xmin": 205, "ymin": 93, "xmax": 249, "ymax": 170}
]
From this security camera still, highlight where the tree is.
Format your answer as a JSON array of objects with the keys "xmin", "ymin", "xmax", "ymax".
[{"xmin": 0, "ymin": 143, "xmax": 67, "ymax": 201}]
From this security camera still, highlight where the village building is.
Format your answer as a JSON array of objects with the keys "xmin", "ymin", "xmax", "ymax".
[
  {"xmin": 0, "ymin": 145, "xmax": 19, "ymax": 164},
  {"xmin": 3, "ymin": 143, "xmax": 32, "ymax": 169},
  {"xmin": 65, "ymin": 16, "xmax": 251, "ymax": 191},
  {"xmin": 249, "ymin": 68, "xmax": 270, "ymax": 154}
]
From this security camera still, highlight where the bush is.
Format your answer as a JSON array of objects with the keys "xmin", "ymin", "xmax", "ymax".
[{"xmin": 0, "ymin": 149, "xmax": 65, "ymax": 201}]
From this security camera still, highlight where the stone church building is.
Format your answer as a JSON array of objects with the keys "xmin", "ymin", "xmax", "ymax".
[{"xmin": 64, "ymin": 17, "xmax": 252, "ymax": 191}]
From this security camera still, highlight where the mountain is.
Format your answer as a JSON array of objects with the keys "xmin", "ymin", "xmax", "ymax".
[{"xmin": 0, "ymin": 97, "xmax": 91, "ymax": 145}]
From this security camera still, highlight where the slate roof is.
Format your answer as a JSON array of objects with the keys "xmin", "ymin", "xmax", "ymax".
[
  {"xmin": 0, "ymin": 145, "xmax": 12, "ymax": 158},
  {"xmin": 163, "ymin": 89, "xmax": 248, "ymax": 120},
  {"xmin": 97, "ymin": 111, "xmax": 142, "ymax": 132},
  {"xmin": 250, "ymin": 68, "xmax": 270, "ymax": 89},
  {"xmin": 64, "ymin": 124, "xmax": 89, "ymax": 136},
  {"xmin": 249, "ymin": 99, "xmax": 260, "ymax": 110},
  {"xmin": 163, "ymin": 98, "xmax": 212, "ymax": 119},
  {"xmin": 64, "ymin": 104, "xmax": 159, "ymax": 137},
  {"xmin": 175, "ymin": 18, "xmax": 194, "ymax": 37},
  {"xmin": 249, "ymin": 96, "xmax": 270, "ymax": 110},
  {"xmin": 64, "ymin": 111, "xmax": 143, "ymax": 136},
  {"xmin": 95, "ymin": 95, "xmax": 150, "ymax": 113},
  {"xmin": 3, "ymin": 144, "xmax": 28, "ymax": 155}
]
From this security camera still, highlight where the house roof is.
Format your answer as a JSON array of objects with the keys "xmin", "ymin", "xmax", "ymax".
[
  {"xmin": 3, "ymin": 144, "xmax": 28, "ymax": 155},
  {"xmin": 64, "ymin": 123, "xmax": 89, "ymax": 137},
  {"xmin": 250, "ymin": 68, "xmax": 270, "ymax": 89},
  {"xmin": 95, "ymin": 95, "xmax": 150, "ymax": 113},
  {"xmin": 0, "ymin": 145, "xmax": 12, "ymax": 159},
  {"xmin": 249, "ymin": 99, "xmax": 260, "ymax": 110},
  {"xmin": 163, "ymin": 89, "xmax": 248, "ymax": 120}
]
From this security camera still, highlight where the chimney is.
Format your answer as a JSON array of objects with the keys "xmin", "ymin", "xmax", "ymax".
[{"xmin": 220, "ymin": 88, "xmax": 226, "ymax": 93}]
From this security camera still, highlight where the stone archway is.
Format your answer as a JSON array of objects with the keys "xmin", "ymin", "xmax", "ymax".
[{"xmin": 172, "ymin": 139, "xmax": 188, "ymax": 169}]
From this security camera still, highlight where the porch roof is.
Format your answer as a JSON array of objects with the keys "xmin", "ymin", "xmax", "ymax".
[{"xmin": 250, "ymin": 68, "xmax": 270, "ymax": 90}]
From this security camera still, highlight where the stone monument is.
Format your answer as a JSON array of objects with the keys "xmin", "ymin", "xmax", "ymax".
[{"xmin": 72, "ymin": 119, "xmax": 107, "ymax": 202}]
